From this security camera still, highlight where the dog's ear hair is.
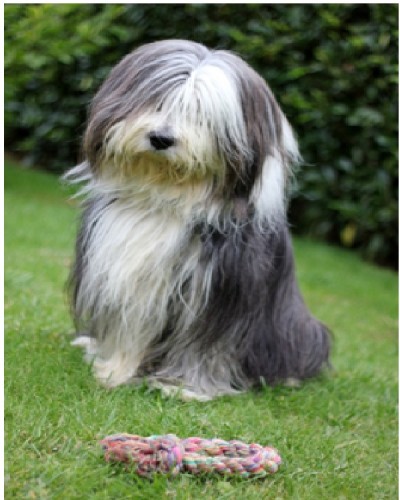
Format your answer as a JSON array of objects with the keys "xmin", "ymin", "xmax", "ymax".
[
  {"xmin": 83, "ymin": 55, "xmax": 139, "ymax": 170},
  {"xmin": 219, "ymin": 53, "xmax": 299, "ymax": 199},
  {"xmin": 82, "ymin": 47, "xmax": 157, "ymax": 169},
  {"xmin": 229, "ymin": 76, "xmax": 282, "ymax": 198}
]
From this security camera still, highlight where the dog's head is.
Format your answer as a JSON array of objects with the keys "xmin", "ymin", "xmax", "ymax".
[{"xmin": 82, "ymin": 40, "xmax": 299, "ymax": 206}]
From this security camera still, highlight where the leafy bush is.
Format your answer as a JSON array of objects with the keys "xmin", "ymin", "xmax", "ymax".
[{"xmin": 5, "ymin": 4, "xmax": 398, "ymax": 267}]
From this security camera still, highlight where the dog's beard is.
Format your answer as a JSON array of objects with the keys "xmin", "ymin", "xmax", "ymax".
[
  {"xmin": 99, "ymin": 115, "xmax": 228, "ymax": 187},
  {"xmin": 100, "ymin": 153, "xmax": 219, "ymax": 188}
]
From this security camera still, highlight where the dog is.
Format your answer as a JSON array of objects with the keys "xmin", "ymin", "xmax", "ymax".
[{"xmin": 66, "ymin": 39, "xmax": 330, "ymax": 401}]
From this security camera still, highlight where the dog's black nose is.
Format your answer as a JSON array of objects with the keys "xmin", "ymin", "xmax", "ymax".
[{"xmin": 149, "ymin": 132, "xmax": 175, "ymax": 150}]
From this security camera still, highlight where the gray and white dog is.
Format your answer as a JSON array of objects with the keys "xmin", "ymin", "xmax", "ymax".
[{"xmin": 67, "ymin": 39, "xmax": 330, "ymax": 401}]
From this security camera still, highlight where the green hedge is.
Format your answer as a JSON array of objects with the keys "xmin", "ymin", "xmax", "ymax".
[{"xmin": 5, "ymin": 4, "xmax": 398, "ymax": 267}]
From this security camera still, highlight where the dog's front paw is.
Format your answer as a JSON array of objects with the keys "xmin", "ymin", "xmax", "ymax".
[{"xmin": 93, "ymin": 355, "xmax": 137, "ymax": 388}]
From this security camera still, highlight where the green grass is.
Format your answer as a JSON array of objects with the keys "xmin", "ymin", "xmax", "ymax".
[{"xmin": 5, "ymin": 160, "xmax": 398, "ymax": 499}]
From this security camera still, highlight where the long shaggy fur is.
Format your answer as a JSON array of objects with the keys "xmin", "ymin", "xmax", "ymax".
[{"xmin": 66, "ymin": 39, "xmax": 330, "ymax": 400}]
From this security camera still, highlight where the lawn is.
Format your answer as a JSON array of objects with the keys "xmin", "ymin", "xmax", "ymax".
[{"xmin": 5, "ymin": 159, "xmax": 398, "ymax": 499}]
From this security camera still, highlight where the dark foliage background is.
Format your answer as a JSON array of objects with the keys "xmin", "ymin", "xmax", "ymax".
[{"xmin": 5, "ymin": 4, "xmax": 398, "ymax": 267}]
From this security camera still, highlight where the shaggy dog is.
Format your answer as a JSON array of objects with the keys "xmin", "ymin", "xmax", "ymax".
[{"xmin": 66, "ymin": 40, "xmax": 330, "ymax": 401}]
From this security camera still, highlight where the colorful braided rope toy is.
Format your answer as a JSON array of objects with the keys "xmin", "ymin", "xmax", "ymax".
[{"xmin": 101, "ymin": 434, "xmax": 282, "ymax": 478}]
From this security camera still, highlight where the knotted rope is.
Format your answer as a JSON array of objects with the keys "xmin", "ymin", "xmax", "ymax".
[{"xmin": 101, "ymin": 434, "xmax": 281, "ymax": 478}]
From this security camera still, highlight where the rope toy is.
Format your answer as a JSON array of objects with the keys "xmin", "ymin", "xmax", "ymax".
[{"xmin": 101, "ymin": 433, "xmax": 282, "ymax": 478}]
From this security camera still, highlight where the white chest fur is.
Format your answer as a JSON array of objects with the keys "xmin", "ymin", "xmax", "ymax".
[{"xmin": 76, "ymin": 182, "xmax": 215, "ymax": 387}]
